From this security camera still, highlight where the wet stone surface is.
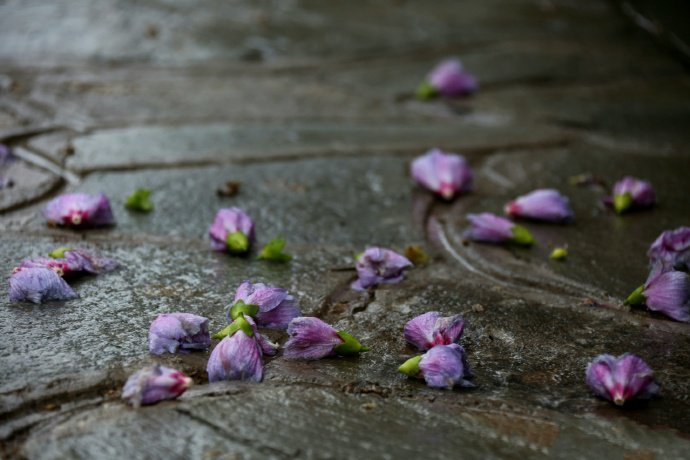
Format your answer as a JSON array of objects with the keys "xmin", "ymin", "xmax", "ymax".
[{"xmin": 1, "ymin": 0, "xmax": 690, "ymax": 458}]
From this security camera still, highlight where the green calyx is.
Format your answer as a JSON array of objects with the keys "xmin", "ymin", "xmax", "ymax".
[
  {"xmin": 211, "ymin": 314, "xmax": 254, "ymax": 340},
  {"xmin": 550, "ymin": 247, "xmax": 568, "ymax": 261},
  {"xmin": 416, "ymin": 81, "xmax": 438, "ymax": 101},
  {"xmin": 398, "ymin": 355, "xmax": 423, "ymax": 377},
  {"xmin": 226, "ymin": 231, "xmax": 250, "ymax": 254},
  {"xmin": 511, "ymin": 225, "xmax": 535, "ymax": 246},
  {"xmin": 48, "ymin": 247, "xmax": 72, "ymax": 259},
  {"xmin": 614, "ymin": 193, "xmax": 633, "ymax": 214},
  {"xmin": 404, "ymin": 245, "xmax": 428, "ymax": 266},
  {"xmin": 624, "ymin": 285, "xmax": 646, "ymax": 306},
  {"xmin": 333, "ymin": 330, "xmax": 369, "ymax": 356},
  {"xmin": 257, "ymin": 237, "xmax": 292, "ymax": 263},
  {"xmin": 229, "ymin": 299, "xmax": 259, "ymax": 321},
  {"xmin": 124, "ymin": 188, "xmax": 154, "ymax": 212}
]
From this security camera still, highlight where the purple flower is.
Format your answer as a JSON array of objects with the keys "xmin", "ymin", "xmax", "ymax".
[
  {"xmin": 9, "ymin": 267, "xmax": 78, "ymax": 303},
  {"xmin": 232, "ymin": 281, "xmax": 300, "ymax": 329},
  {"xmin": 122, "ymin": 365, "xmax": 192, "ymax": 407},
  {"xmin": 625, "ymin": 264, "xmax": 690, "ymax": 322},
  {"xmin": 399, "ymin": 344, "xmax": 473, "ymax": 390},
  {"xmin": 585, "ymin": 354, "xmax": 659, "ymax": 406},
  {"xmin": 609, "ymin": 176, "xmax": 656, "ymax": 214},
  {"xmin": 464, "ymin": 213, "xmax": 535, "ymax": 246},
  {"xmin": 648, "ymin": 227, "xmax": 690, "ymax": 272},
  {"xmin": 417, "ymin": 59, "xmax": 477, "ymax": 99},
  {"xmin": 504, "ymin": 189, "xmax": 573, "ymax": 223},
  {"xmin": 17, "ymin": 257, "xmax": 70, "ymax": 275},
  {"xmin": 149, "ymin": 313, "xmax": 211, "ymax": 355},
  {"xmin": 208, "ymin": 207, "xmax": 255, "ymax": 254},
  {"xmin": 207, "ymin": 319, "xmax": 265, "ymax": 382},
  {"xmin": 18, "ymin": 248, "xmax": 118, "ymax": 277},
  {"xmin": 404, "ymin": 311, "xmax": 465, "ymax": 351},
  {"xmin": 351, "ymin": 247, "xmax": 412, "ymax": 291},
  {"xmin": 43, "ymin": 193, "xmax": 115, "ymax": 227},
  {"xmin": 410, "ymin": 149, "xmax": 473, "ymax": 200},
  {"xmin": 283, "ymin": 317, "xmax": 368, "ymax": 360}
]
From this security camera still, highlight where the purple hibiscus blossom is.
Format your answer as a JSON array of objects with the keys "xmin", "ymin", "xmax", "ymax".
[
  {"xmin": 410, "ymin": 148, "xmax": 473, "ymax": 200},
  {"xmin": 404, "ymin": 311, "xmax": 465, "ymax": 351},
  {"xmin": 351, "ymin": 247, "xmax": 413, "ymax": 291},
  {"xmin": 9, "ymin": 267, "xmax": 78, "ymax": 303},
  {"xmin": 625, "ymin": 264, "xmax": 690, "ymax": 322},
  {"xmin": 122, "ymin": 365, "xmax": 192, "ymax": 407},
  {"xmin": 18, "ymin": 248, "xmax": 118, "ymax": 277},
  {"xmin": 607, "ymin": 176, "xmax": 656, "ymax": 214},
  {"xmin": 399, "ymin": 344, "xmax": 473, "ymax": 390},
  {"xmin": 648, "ymin": 227, "xmax": 690, "ymax": 272},
  {"xmin": 585, "ymin": 353, "xmax": 659, "ymax": 406},
  {"xmin": 417, "ymin": 58, "xmax": 478, "ymax": 99},
  {"xmin": 464, "ymin": 212, "xmax": 535, "ymax": 246},
  {"xmin": 207, "ymin": 315, "xmax": 269, "ymax": 383},
  {"xmin": 230, "ymin": 280, "xmax": 300, "ymax": 329},
  {"xmin": 504, "ymin": 189, "xmax": 574, "ymax": 223},
  {"xmin": 149, "ymin": 313, "xmax": 211, "ymax": 355},
  {"xmin": 43, "ymin": 193, "xmax": 115, "ymax": 227},
  {"xmin": 208, "ymin": 207, "xmax": 255, "ymax": 254},
  {"xmin": 283, "ymin": 317, "xmax": 368, "ymax": 360}
]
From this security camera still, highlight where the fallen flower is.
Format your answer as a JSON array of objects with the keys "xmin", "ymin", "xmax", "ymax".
[
  {"xmin": 257, "ymin": 237, "xmax": 292, "ymax": 262},
  {"xmin": 43, "ymin": 192, "xmax": 115, "ymax": 227},
  {"xmin": 212, "ymin": 314, "xmax": 278, "ymax": 357},
  {"xmin": 208, "ymin": 207, "xmax": 255, "ymax": 254},
  {"xmin": 648, "ymin": 227, "xmax": 690, "ymax": 272},
  {"xmin": 550, "ymin": 247, "xmax": 568, "ymax": 261},
  {"xmin": 464, "ymin": 212, "xmax": 534, "ymax": 246},
  {"xmin": 585, "ymin": 353, "xmax": 659, "ymax": 406},
  {"xmin": 124, "ymin": 188, "xmax": 154, "ymax": 212},
  {"xmin": 149, "ymin": 313, "xmax": 211, "ymax": 355},
  {"xmin": 609, "ymin": 176, "xmax": 655, "ymax": 214},
  {"xmin": 283, "ymin": 316, "xmax": 369, "ymax": 360},
  {"xmin": 504, "ymin": 189, "xmax": 574, "ymax": 223},
  {"xmin": 625, "ymin": 265, "xmax": 690, "ymax": 322},
  {"xmin": 417, "ymin": 58, "xmax": 477, "ymax": 100},
  {"xmin": 351, "ymin": 247, "xmax": 412, "ymax": 291},
  {"xmin": 207, "ymin": 315, "xmax": 271, "ymax": 383},
  {"xmin": 230, "ymin": 281, "xmax": 300, "ymax": 329},
  {"xmin": 399, "ymin": 344, "xmax": 473, "ymax": 389},
  {"xmin": 19, "ymin": 248, "xmax": 118, "ymax": 276},
  {"xmin": 9, "ymin": 267, "xmax": 78, "ymax": 303},
  {"xmin": 122, "ymin": 365, "xmax": 192, "ymax": 407},
  {"xmin": 404, "ymin": 311, "xmax": 464, "ymax": 351},
  {"xmin": 410, "ymin": 148, "xmax": 474, "ymax": 200}
]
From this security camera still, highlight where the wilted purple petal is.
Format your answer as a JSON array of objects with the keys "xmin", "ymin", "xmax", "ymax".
[
  {"xmin": 9, "ymin": 267, "xmax": 78, "ymax": 303},
  {"xmin": 404, "ymin": 311, "xmax": 465, "ymax": 351},
  {"xmin": 648, "ymin": 227, "xmax": 690, "ymax": 272},
  {"xmin": 410, "ymin": 149, "xmax": 473, "ymax": 200},
  {"xmin": 233, "ymin": 281, "xmax": 301, "ymax": 329},
  {"xmin": 428, "ymin": 59, "xmax": 478, "ymax": 97},
  {"xmin": 351, "ymin": 247, "xmax": 412, "ymax": 291},
  {"xmin": 283, "ymin": 317, "xmax": 344, "ymax": 360},
  {"xmin": 122, "ymin": 365, "xmax": 192, "ymax": 407},
  {"xmin": 585, "ymin": 353, "xmax": 658, "ymax": 405},
  {"xmin": 643, "ymin": 269, "xmax": 690, "ymax": 322},
  {"xmin": 208, "ymin": 207, "xmax": 255, "ymax": 252},
  {"xmin": 149, "ymin": 313, "xmax": 211, "ymax": 355},
  {"xmin": 43, "ymin": 193, "xmax": 115, "ymax": 227},
  {"xmin": 464, "ymin": 213, "xmax": 515, "ymax": 243},
  {"xmin": 610, "ymin": 176, "xmax": 656, "ymax": 213},
  {"xmin": 419, "ymin": 344, "xmax": 473, "ymax": 389},
  {"xmin": 62, "ymin": 249, "xmax": 119, "ymax": 274},
  {"xmin": 17, "ymin": 257, "xmax": 69, "ymax": 274},
  {"xmin": 207, "ymin": 331, "xmax": 264, "ymax": 382},
  {"xmin": 504, "ymin": 189, "xmax": 573, "ymax": 223}
]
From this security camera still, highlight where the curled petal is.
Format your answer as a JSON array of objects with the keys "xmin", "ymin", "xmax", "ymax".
[
  {"xmin": 610, "ymin": 176, "xmax": 655, "ymax": 213},
  {"xmin": 208, "ymin": 207, "xmax": 255, "ymax": 252},
  {"xmin": 149, "ymin": 313, "xmax": 211, "ymax": 355},
  {"xmin": 351, "ymin": 247, "xmax": 412, "ymax": 291},
  {"xmin": 9, "ymin": 267, "xmax": 77, "ymax": 303},
  {"xmin": 283, "ymin": 317, "xmax": 343, "ymax": 360},
  {"xmin": 43, "ymin": 193, "xmax": 115, "ymax": 227},
  {"xmin": 122, "ymin": 365, "xmax": 192, "ymax": 407},
  {"xmin": 428, "ymin": 59, "xmax": 478, "ymax": 97},
  {"xmin": 585, "ymin": 353, "xmax": 658, "ymax": 405},
  {"xmin": 648, "ymin": 227, "xmax": 690, "ymax": 272},
  {"xmin": 643, "ymin": 270, "xmax": 690, "ymax": 322},
  {"xmin": 464, "ymin": 213, "xmax": 515, "ymax": 243},
  {"xmin": 504, "ymin": 189, "xmax": 573, "ymax": 223},
  {"xmin": 411, "ymin": 149, "xmax": 473, "ymax": 200},
  {"xmin": 404, "ymin": 311, "xmax": 465, "ymax": 351},
  {"xmin": 62, "ymin": 249, "xmax": 118, "ymax": 274},
  {"xmin": 419, "ymin": 344, "xmax": 473, "ymax": 389},
  {"xmin": 207, "ymin": 332, "xmax": 264, "ymax": 382},
  {"xmin": 233, "ymin": 281, "xmax": 301, "ymax": 329}
]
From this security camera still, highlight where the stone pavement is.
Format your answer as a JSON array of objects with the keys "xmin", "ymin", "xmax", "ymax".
[{"xmin": 1, "ymin": 1, "xmax": 690, "ymax": 458}]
